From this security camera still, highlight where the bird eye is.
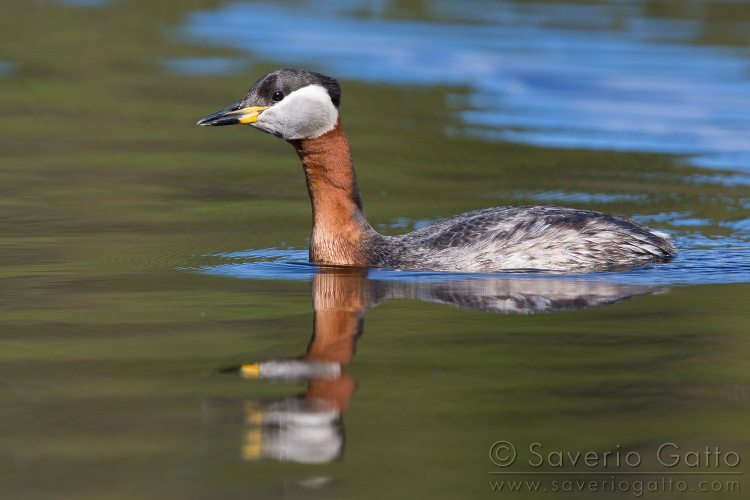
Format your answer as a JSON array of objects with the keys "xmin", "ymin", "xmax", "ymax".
[{"xmin": 272, "ymin": 91, "xmax": 284, "ymax": 102}]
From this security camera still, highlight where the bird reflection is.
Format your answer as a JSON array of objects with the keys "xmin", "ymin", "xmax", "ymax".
[{"xmin": 210, "ymin": 268, "xmax": 657, "ymax": 464}]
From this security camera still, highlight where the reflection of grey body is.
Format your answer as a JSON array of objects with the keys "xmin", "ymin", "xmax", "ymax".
[
  {"xmin": 211, "ymin": 269, "xmax": 660, "ymax": 464},
  {"xmin": 388, "ymin": 276, "xmax": 657, "ymax": 314}
]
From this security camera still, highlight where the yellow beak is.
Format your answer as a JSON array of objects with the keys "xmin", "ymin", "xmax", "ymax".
[
  {"xmin": 197, "ymin": 103, "xmax": 269, "ymax": 126},
  {"xmin": 231, "ymin": 106, "xmax": 269, "ymax": 124}
]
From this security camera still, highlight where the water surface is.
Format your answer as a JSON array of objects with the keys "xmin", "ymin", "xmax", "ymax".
[{"xmin": 0, "ymin": 1, "xmax": 749, "ymax": 498}]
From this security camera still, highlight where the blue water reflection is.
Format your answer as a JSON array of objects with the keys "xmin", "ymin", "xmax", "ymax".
[
  {"xmin": 193, "ymin": 239, "xmax": 750, "ymax": 286},
  {"xmin": 173, "ymin": 0, "xmax": 750, "ymax": 170},
  {"xmin": 0, "ymin": 62, "xmax": 15, "ymax": 78}
]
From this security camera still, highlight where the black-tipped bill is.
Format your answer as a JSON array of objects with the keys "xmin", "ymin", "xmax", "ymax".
[{"xmin": 197, "ymin": 102, "xmax": 269, "ymax": 126}]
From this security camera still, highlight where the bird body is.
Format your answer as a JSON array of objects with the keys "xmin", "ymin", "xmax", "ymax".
[
  {"xmin": 198, "ymin": 69, "xmax": 676, "ymax": 272},
  {"xmin": 373, "ymin": 205, "xmax": 674, "ymax": 272}
]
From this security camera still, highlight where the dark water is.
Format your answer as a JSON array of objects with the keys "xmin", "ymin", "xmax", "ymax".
[{"xmin": 1, "ymin": 1, "xmax": 749, "ymax": 499}]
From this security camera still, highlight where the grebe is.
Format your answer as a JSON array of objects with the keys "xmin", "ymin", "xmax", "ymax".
[{"xmin": 198, "ymin": 69, "xmax": 676, "ymax": 272}]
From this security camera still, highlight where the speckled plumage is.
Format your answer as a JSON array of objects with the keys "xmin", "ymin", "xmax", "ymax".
[
  {"xmin": 364, "ymin": 205, "xmax": 675, "ymax": 272},
  {"xmin": 199, "ymin": 69, "xmax": 677, "ymax": 273}
]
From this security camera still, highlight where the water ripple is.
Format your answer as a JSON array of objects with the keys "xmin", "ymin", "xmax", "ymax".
[{"xmin": 191, "ymin": 243, "xmax": 750, "ymax": 286}]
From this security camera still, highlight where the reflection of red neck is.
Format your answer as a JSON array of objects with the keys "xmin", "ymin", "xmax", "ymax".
[
  {"xmin": 306, "ymin": 375, "xmax": 356, "ymax": 413},
  {"xmin": 303, "ymin": 270, "xmax": 368, "ymax": 365},
  {"xmin": 301, "ymin": 271, "xmax": 370, "ymax": 413},
  {"xmin": 288, "ymin": 118, "xmax": 375, "ymax": 266}
]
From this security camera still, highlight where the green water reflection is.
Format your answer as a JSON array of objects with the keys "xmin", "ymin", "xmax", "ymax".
[{"xmin": 1, "ymin": 1, "xmax": 749, "ymax": 498}]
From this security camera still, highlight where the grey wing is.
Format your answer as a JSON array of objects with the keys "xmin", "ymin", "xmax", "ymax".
[{"xmin": 397, "ymin": 206, "xmax": 675, "ymax": 272}]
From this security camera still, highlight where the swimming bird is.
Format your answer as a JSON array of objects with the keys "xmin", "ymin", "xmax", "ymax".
[{"xmin": 197, "ymin": 69, "xmax": 676, "ymax": 272}]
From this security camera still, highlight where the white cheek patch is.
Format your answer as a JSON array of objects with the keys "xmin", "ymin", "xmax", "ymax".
[{"xmin": 256, "ymin": 85, "xmax": 339, "ymax": 140}]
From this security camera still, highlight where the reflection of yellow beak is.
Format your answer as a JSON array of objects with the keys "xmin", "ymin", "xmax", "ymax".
[
  {"xmin": 242, "ymin": 428, "xmax": 263, "ymax": 460},
  {"xmin": 197, "ymin": 104, "xmax": 269, "ymax": 126},
  {"xmin": 230, "ymin": 106, "xmax": 269, "ymax": 124},
  {"xmin": 240, "ymin": 363, "xmax": 260, "ymax": 379}
]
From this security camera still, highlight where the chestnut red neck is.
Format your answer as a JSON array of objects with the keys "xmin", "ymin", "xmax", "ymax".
[{"xmin": 288, "ymin": 118, "xmax": 376, "ymax": 266}]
